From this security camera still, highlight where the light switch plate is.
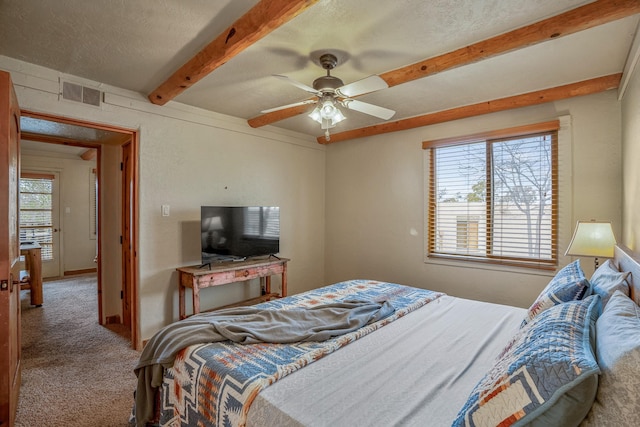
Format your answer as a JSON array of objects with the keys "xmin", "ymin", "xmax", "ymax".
[{"xmin": 161, "ymin": 205, "xmax": 170, "ymax": 217}]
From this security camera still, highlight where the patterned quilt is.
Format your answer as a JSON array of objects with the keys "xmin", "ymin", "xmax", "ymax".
[{"xmin": 156, "ymin": 279, "xmax": 444, "ymax": 427}]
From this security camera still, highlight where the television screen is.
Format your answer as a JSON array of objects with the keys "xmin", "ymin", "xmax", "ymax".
[{"xmin": 201, "ymin": 206, "xmax": 280, "ymax": 263}]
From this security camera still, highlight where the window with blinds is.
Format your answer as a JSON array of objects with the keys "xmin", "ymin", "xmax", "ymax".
[
  {"xmin": 19, "ymin": 174, "xmax": 55, "ymax": 260},
  {"xmin": 424, "ymin": 121, "xmax": 558, "ymax": 269}
]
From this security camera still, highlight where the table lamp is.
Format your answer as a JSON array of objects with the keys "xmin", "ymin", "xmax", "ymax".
[{"xmin": 565, "ymin": 220, "xmax": 616, "ymax": 269}]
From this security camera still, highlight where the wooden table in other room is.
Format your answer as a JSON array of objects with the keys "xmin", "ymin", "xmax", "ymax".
[
  {"xmin": 20, "ymin": 243, "xmax": 43, "ymax": 307},
  {"xmin": 177, "ymin": 257, "xmax": 288, "ymax": 319}
]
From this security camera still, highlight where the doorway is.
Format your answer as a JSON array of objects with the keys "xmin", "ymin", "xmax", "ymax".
[{"xmin": 19, "ymin": 111, "xmax": 139, "ymax": 348}]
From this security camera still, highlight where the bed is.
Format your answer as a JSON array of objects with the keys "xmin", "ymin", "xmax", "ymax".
[{"xmin": 132, "ymin": 245, "xmax": 640, "ymax": 427}]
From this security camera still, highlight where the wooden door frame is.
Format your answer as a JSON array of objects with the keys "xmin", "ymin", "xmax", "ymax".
[
  {"xmin": 121, "ymin": 139, "xmax": 136, "ymax": 335},
  {"xmin": 19, "ymin": 110, "xmax": 139, "ymax": 349}
]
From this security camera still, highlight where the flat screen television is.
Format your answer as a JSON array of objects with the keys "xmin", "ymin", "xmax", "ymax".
[{"xmin": 201, "ymin": 206, "xmax": 280, "ymax": 264}]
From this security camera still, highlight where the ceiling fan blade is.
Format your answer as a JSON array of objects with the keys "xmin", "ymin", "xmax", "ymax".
[
  {"xmin": 248, "ymin": 103, "xmax": 312, "ymax": 128},
  {"xmin": 273, "ymin": 74, "xmax": 319, "ymax": 94},
  {"xmin": 342, "ymin": 99, "xmax": 395, "ymax": 120},
  {"xmin": 335, "ymin": 75, "xmax": 388, "ymax": 98},
  {"xmin": 260, "ymin": 99, "xmax": 317, "ymax": 114}
]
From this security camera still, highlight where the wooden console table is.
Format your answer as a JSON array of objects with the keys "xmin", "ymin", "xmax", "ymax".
[
  {"xmin": 20, "ymin": 243, "xmax": 43, "ymax": 307},
  {"xmin": 177, "ymin": 257, "xmax": 288, "ymax": 319}
]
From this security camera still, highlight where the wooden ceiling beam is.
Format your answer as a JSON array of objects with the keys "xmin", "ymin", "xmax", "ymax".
[
  {"xmin": 81, "ymin": 149, "xmax": 97, "ymax": 161},
  {"xmin": 318, "ymin": 74, "xmax": 622, "ymax": 144},
  {"xmin": 379, "ymin": 0, "xmax": 640, "ymax": 88},
  {"xmin": 148, "ymin": 0, "xmax": 319, "ymax": 105},
  {"xmin": 248, "ymin": 0, "xmax": 640, "ymax": 129}
]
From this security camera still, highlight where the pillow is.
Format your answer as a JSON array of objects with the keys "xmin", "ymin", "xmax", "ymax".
[
  {"xmin": 521, "ymin": 259, "xmax": 591, "ymax": 326},
  {"xmin": 580, "ymin": 290, "xmax": 640, "ymax": 426},
  {"xmin": 452, "ymin": 295, "xmax": 601, "ymax": 427},
  {"xmin": 589, "ymin": 259, "xmax": 630, "ymax": 308}
]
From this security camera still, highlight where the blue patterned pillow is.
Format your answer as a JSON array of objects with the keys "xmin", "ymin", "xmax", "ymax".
[
  {"xmin": 452, "ymin": 295, "xmax": 601, "ymax": 427},
  {"xmin": 521, "ymin": 259, "xmax": 590, "ymax": 326}
]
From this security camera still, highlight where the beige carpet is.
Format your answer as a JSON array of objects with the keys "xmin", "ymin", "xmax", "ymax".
[{"xmin": 16, "ymin": 274, "xmax": 141, "ymax": 427}]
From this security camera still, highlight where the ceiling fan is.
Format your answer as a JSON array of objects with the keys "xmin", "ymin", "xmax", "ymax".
[{"xmin": 261, "ymin": 53, "xmax": 395, "ymax": 141}]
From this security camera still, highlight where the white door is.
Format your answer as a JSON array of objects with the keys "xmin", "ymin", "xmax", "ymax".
[{"xmin": 19, "ymin": 171, "xmax": 61, "ymax": 278}]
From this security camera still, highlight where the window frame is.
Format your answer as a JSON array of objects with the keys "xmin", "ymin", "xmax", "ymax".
[{"xmin": 423, "ymin": 120, "xmax": 560, "ymax": 270}]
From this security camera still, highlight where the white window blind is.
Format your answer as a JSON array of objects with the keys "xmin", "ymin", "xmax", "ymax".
[
  {"xmin": 425, "ymin": 121, "xmax": 558, "ymax": 269},
  {"xmin": 244, "ymin": 207, "xmax": 262, "ymax": 236},
  {"xmin": 19, "ymin": 173, "xmax": 55, "ymax": 260}
]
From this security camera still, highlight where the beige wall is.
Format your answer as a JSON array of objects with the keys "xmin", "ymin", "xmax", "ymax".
[
  {"xmin": 622, "ymin": 65, "xmax": 640, "ymax": 251},
  {"xmin": 1, "ymin": 56, "xmax": 326, "ymax": 346},
  {"xmin": 5, "ymin": 53, "xmax": 631, "ymax": 345},
  {"xmin": 21, "ymin": 152, "xmax": 97, "ymax": 274},
  {"xmin": 136, "ymin": 118, "xmax": 326, "ymax": 338},
  {"xmin": 325, "ymin": 90, "xmax": 623, "ymax": 308}
]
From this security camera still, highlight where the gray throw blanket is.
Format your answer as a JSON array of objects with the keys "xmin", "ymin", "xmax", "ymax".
[{"xmin": 134, "ymin": 299, "xmax": 395, "ymax": 427}]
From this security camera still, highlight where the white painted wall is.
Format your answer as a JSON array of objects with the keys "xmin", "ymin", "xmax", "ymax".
[
  {"xmin": 622, "ymin": 64, "xmax": 640, "ymax": 250},
  {"xmin": 0, "ymin": 56, "xmax": 326, "ymax": 347},
  {"xmin": 20, "ymin": 152, "xmax": 97, "ymax": 274},
  {"xmin": 325, "ymin": 90, "xmax": 622, "ymax": 308}
]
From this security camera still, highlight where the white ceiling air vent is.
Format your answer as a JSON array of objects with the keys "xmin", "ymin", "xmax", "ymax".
[{"xmin": 61, "ymin": 81, "xmax": 101, "ymax": 107}]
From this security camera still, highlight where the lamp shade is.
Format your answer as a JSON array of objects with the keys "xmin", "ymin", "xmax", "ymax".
[
  {"xmin": 565, "ymin": 221, "xmax": 616, "ymax": 258},
  {"xmin": 202, "ymin": 215, "xmax": 223, "ymax": 232}
]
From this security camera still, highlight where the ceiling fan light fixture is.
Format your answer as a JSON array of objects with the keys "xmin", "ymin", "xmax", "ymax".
[
  {"xmin": 330, "ymin": 106, "xmax": 345, "ymax": 125},
  {"xmin": 309, "ymin": 98, "xmax": 345, "ymax": 128},
  {"xmin": 308, "ymin": 107, "xmax": 333, "ymax": 129},
  {"xmin": 308, "ymin": 106, "xmax": 322, "ymax": 123},
  {"xmin": 320, "ymin": 99, "xmax": 337, "ymax": 119}
]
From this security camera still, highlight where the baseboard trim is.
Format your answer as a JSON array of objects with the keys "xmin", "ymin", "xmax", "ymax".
[
  {"xmin": 64, "ymin": 268, "xmax": 97, "ymax": 276},
  {"xmin": 105, "ymin": 315, "xmax": 121, "ymax": 325}
]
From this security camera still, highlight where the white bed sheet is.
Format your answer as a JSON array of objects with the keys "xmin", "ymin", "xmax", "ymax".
[{"xmin": 246, "ymin": 295, "xmax": 526, "ymax": 427}]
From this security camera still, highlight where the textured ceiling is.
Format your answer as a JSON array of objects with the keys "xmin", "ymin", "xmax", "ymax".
[
  {"xmin": 0, "ymin": 0, "xmax": 638, "ymax": 141},
  {"xmin": 20, "ymin": 117, "xmax": 118, "ymax": 143}
]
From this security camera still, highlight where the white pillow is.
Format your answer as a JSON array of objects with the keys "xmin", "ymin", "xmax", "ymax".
[
  {"xmin": 589, "ymin": 259, "xmax": 630, "ymax": 307},
  {"xmin": 581, "ymin": 290, "xmax": 640, "ymax": 426}
]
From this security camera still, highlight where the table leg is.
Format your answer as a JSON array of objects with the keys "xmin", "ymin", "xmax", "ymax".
[
  {"xmin": 192, "ymin": 282, "xmax": 200, "ymax": 316},
  {"xmin": 281, "ymin": 262, "xmax": 287, "ymax": 297},
  {"xmin": 26, "ymin": 248, "xmax": 43, "ymax": 307},
  {"xmin": 178, "ymin": 272, "xmax": 186, "ymax": 320}
]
